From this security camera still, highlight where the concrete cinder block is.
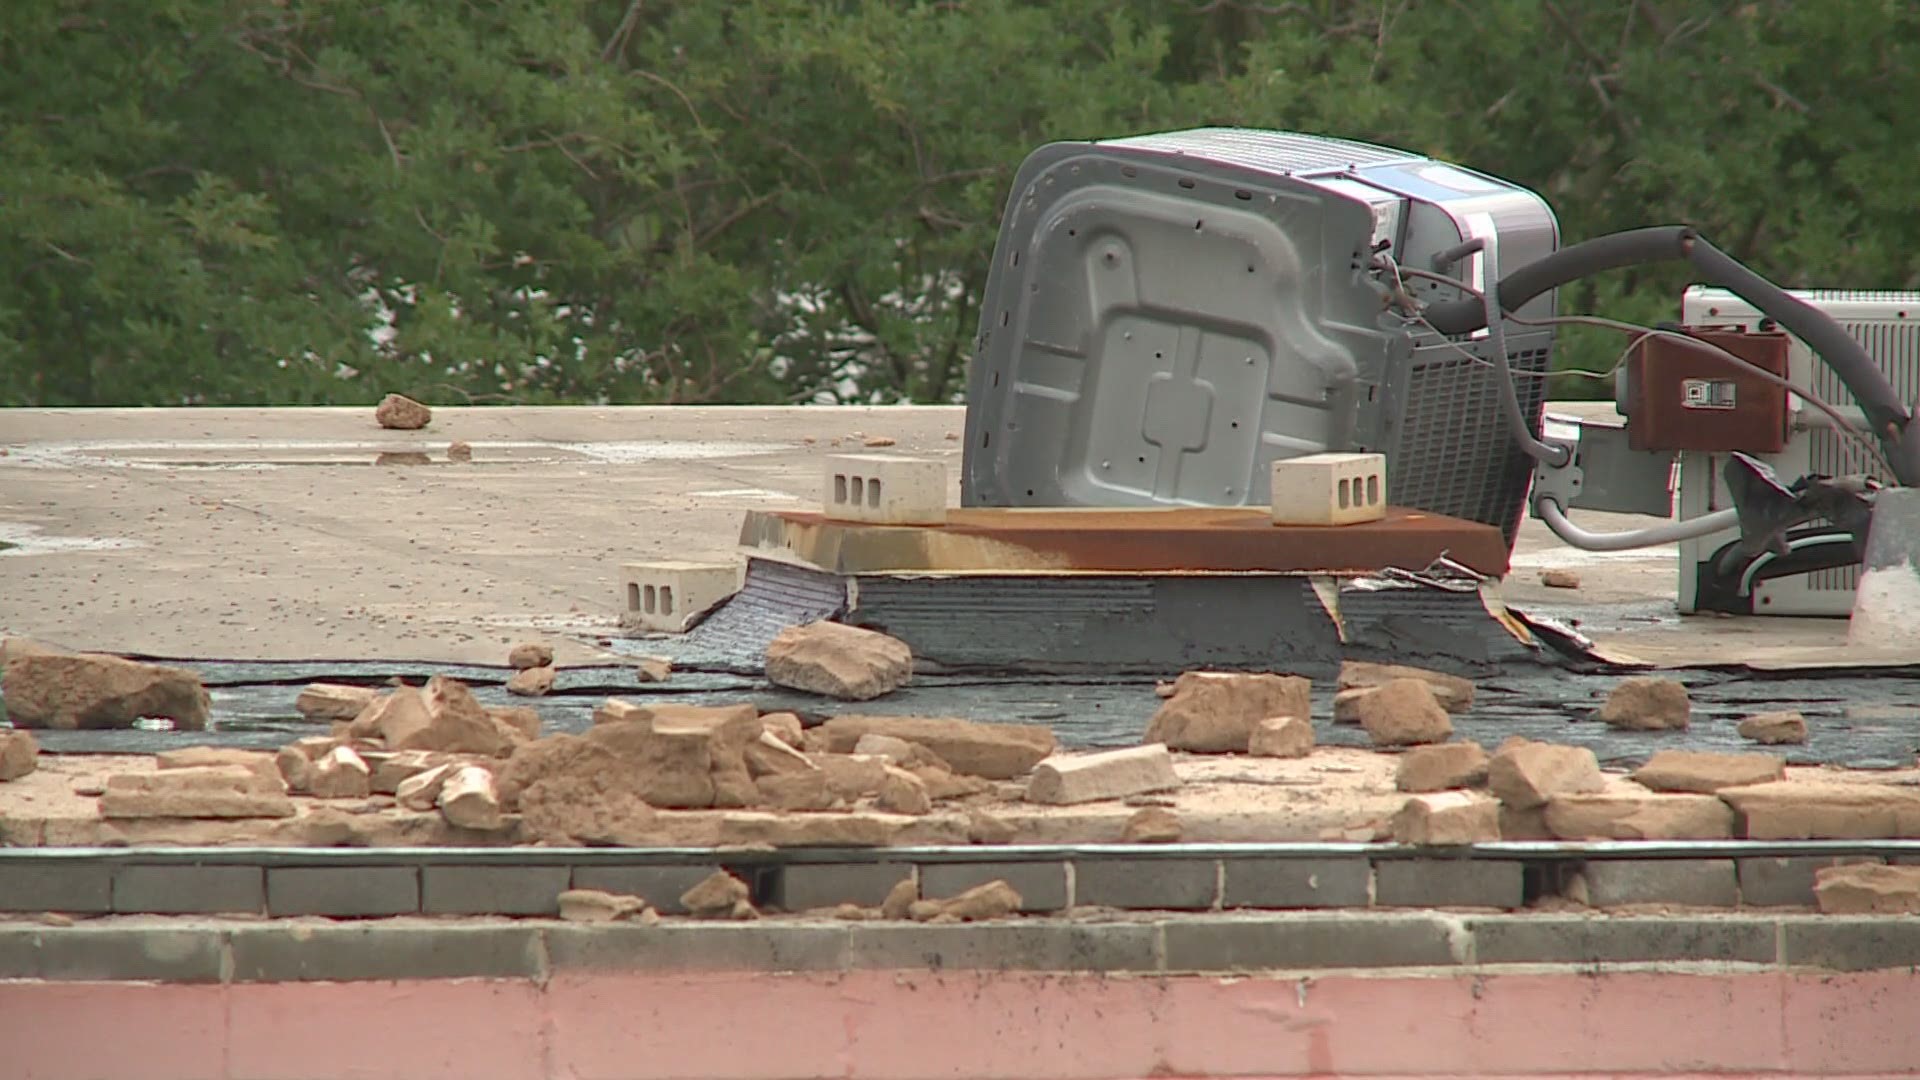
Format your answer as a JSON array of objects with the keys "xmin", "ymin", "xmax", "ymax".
[
  {"xmin": 569, "ymin": 864, "xmax": 730, "ymax": 915},
  {"xmin": 229, "ymin": 923, "xmax": 544, "ymax": 982},
  {"xmin": 778, "ymin": 862, "xmax": 914, "ymax": 912},
  {"xmin": 1779, "ymin": 916, "xmax": 1920, "ymax": 972},
  {"xmin": 266, "ymin": 866, "xmax": 419, "ymax": 918},
  {"xmin": 1163, "ymin": 912, "xmax": 1459, "ymax": 972},
  {"xmin": 1220, "ymin": 857, "xmax": 1371, "ymax": 909},
  {"xmin": 0, "ymin": 925, "xmax": 39, "ymax": 978},
  {"xmin": 546, "ymin": 923, "xmax": 850, "ymax": 973},
  {"xmin": 919, "ymin": 861, "xmax": 1069, "ymax": 913},
  {"xmin": 1580, "ymin": 858, "xmax": 1739, "ymax": 908},
  {"xmin": 619, "ymin": 561, "xmax": 741, "ymax": 633},
  {"xmin": 113, "ymin": 865, "xmax": 264, "ymax": 915},
  {"xmin": 844, "ymin": 921, "xmax": 1159, "ymax": 972},
  {"xmin": 422, "ymin": 865, "xmax": 571, "ymax": 916},
  {"xmin": 1739, "ymin": 856, "xmax": 1883, "ymax": 908},
  {"xmin": 0, "ymin": 863, "xmax": 112, "ymax": 913},
  {"xmin": 1073, "ymin": 858, "xmax": 1217, "ymax": 911},
  {"xmin": 1270, "ymin": 452, "xmax": 1387, "ymax": 526},
  {"xmin": 1470, "ymin": 915, "xmax": 1778, "ymax": 965},
  {"xmin": 2, "ymin": 925, "xmax": 227, "ymax": 982},
  {"xmin": 1374, "ymin": 859, "xmax": 1523, "ymax": 909},
  {"xmin": 822, "ymin": 454, "xmax": 947, "ymax": 525}
]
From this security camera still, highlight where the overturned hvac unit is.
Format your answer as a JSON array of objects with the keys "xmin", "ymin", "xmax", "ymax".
[{"xmin": 715, "ymin": 128, "xmax": 1920, "ymax": 674}]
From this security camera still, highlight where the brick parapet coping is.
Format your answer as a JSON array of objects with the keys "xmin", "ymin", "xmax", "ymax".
[
  {"xmin": 3, "ymin": 841, "xmax": 1918, "ymax": 922},
  {"xmin": 2, "ymin": 911, "xmax": 1918, "ymax": 981}
]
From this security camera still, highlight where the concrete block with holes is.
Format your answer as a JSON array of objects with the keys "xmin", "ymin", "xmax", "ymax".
[
  {"xmin": 1270, "ymin": 452, "xmax": 1388, "ymax": 527},
  {"xmin": 619, "ymin": 560, "xmax": 742, "ymax": 633},
  {"xmin": 821, "ymin": 454, "xmax": 948, "ymax": 526}
]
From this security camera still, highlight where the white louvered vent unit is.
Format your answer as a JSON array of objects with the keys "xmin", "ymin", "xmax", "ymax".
[{"xmin": 1675, "ymin": 288, "xmax": 1920, "ymax": 616}]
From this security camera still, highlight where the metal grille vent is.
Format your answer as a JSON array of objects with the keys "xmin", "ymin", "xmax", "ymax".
[
  {"xmin": 1804, "ymin": 318, "xmax": 1920, "ymax": 590},
  {"xmin": 1790, "ymin": 291, "xmax": 1920, "ymax": 305},
  {"xmin": 1390, "ymin": 345, "xmax": 1552, "ymax": 545}
]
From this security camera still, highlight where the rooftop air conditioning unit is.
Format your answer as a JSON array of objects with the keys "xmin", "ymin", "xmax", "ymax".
[
  {"xmin": 962, "ymin": 128, "xmax": 1561, "ymax": 548},
  {"xmin": 1674, "ymin": 287, "xmax": 1920, "ymax": 615}
]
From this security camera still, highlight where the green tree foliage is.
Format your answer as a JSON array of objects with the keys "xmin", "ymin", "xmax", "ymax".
[{"xmin": 3, "ymin": 0, "xmax": 1916, "ymax": 407}]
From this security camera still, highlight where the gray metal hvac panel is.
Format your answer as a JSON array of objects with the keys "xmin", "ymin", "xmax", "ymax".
[{"xmin": 963, "ymin": 127, "xmax": 1560, "ymax": 548}]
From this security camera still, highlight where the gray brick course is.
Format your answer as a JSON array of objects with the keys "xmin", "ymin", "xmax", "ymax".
[
  {"xmin": 114, "ymin": 865, "xmax": 263, "ymax": 915},
  {"xmin": 1779, "ymin": 916, "xmax": 1920, "ymax": 972},
  {"xmin": 845, "ymin": 920, "xmax": 1158, "ymax": 972},
  {"xmin": 1470, "ymin": 915, "xmax": 1777, "ymax": 965},
  {"xmin": 1374, "ymin": 859, "xmax": 1522, "ymax": 909},
  {"xmin": 228, "ymin": 922, "xmax": 544, "ymax": 982},
  {"xmin": 1738, "ymin": 856, "xmax": 1878, "ymax": 908},
  {"xmin": 422, "ymin": 865, "xmax": 570, "ymax": 916},
  {"xmin": 266, "ymin": 866, "xmax": 419, "ymax": 917},
  {"xmin": 569, "ymin": 863, "xmax": 730, "ymax": 914},
  {"xmin": 919, "ymin": 861, "xmax": 1068, "ymax": 912},
  {"xmin": 1163, "ymin": 912, "xmax": 1459, "ymax": 971},
  {"xmin": 0, "ymin": 863, "xmax": 112, "ymax": 913},
  {"xmin": 546, "ymin": 922, "xmax": 848, "ymax": 972},
  {"xmin": 1221, "ymin": 857, "xmax": 1370, "ymax": 909},
  {"xmin": 1, "ymin": 925, "xmax": 225, "ymax": 982},
  {"xmin": 1073, "ymin": 858, "xmax": 1216, "ymax": 910},
  {"xmin": 778, "ymin": 862, "xmax": 914, "ymax": 912},
  {"xmin": 1581, "ymin": 859, "xmax": 1739, "ymax": 908}
]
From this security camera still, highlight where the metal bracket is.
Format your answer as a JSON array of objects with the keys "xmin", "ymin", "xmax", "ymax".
[{"xmin": 1532, "ymin": 411, "xmax": 1677, "ymax": 518}]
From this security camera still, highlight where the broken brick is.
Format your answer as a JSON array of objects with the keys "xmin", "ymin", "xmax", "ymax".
[
  {"xmin": 294, "ymin": 683, "xmax": 378, "ymax": 722},
  {"xmin": 1544, "ymin": 791, "xmax": 1735, "ymax": 840},
  {"xmin": 507, "ymin": 642, "xmax": 553, "ymax": 670},
  {"xmin": 1338, "ymin": 661, "xmax": 1473, "ymax": 712},
  {"xmin": 1738, "ymin": 711, "xmax": 1809, "ymax": 745},
  {"xmin": 1145, "ymin": 670, "xmax": 1310, "ymax": 753},
  {"xmin": 307, "ymin": 746, "xmax": 372, "ymax": 799},
  {"xmin": 0, "ymin": 730, "xmax": 39, "ymax": 781},
  {"xmin": 1025, "ymin": 745, "xmax": 1181, "ymax": 805},
  {"xmin": 438, "ymin": 764, "xmax": 504, "ymax": 830},
  {"xmin": 1487, "ymin": 740, "xmax": 1604, "ymax": 809},
  {"xmin": 1354, "ymin": 679, "xmax": 1453, "ymax": 747},
  {"xmin": 1814, "ymin": 863, "xmax": 1920, "ymax": 914},
  {"xmin": 1395, "ymin": 741, "xmax": 1489, "ymax": 793},
  {"xmin": 1248, "ymin": 716, "xmax": 1314, "ymax": 759},
  {"xmin": 817, "ymin": 715, "xmax": 1054, "ymax": 779},
  {"xmin": 1391, "ymin": 792, "xmax": 1500, "ymax": 846},
  {"xmin": 765, "ymin": 621, "xmax": 912, "ymax": 700},
  {"xmin": 1630, "ymin": 750, "xmax": 1785, "ymax": 794},
  {"xmin": 1597, "ymin": 676, "xmax": 1690, "ymax": 731}
]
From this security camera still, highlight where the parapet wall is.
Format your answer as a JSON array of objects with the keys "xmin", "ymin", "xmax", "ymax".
[{"xmin": 6, "ymin": 912, "xmax": 1919, "ymax": 1079}]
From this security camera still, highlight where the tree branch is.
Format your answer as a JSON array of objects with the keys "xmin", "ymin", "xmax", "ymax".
[
  {"xmin": 600, "ymin": 0, "xmax": 645, "ymax": 63},
  {"xmin": 1753, "ymin": 74, "xmax": 1810, "ymax": 115}
]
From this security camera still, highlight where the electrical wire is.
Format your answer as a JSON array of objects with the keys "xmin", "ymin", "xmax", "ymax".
[
  {"xmin": 1479, "ymin": 234, "xmax": 1572, "ymax": 466},
  {"xmin": 1374, "ymin": 251, "xmax": 1420, "ymax": 312},
  {"xmin": 1535, "ymin": 499, "xmax": 1741, "ymax": 551},
  {"xmin": 1377, "ymin": 260, "xmax": 1891, "ymax": 474}
]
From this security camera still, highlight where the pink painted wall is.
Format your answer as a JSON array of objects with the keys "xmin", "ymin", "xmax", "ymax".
[{"xmin": 6, "ymin": 969, "xmax": 1918, "ymax": 1079}]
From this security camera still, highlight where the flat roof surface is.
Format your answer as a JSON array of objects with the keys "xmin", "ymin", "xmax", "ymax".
[{"xmin": 0, "ymin": 404, "xmax": 1890, "ymax": 669}]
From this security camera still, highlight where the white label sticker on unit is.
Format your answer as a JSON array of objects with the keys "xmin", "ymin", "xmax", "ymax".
[{"xmin": 1681, "ymin": 379, "xmax": 1737, "ymax": 410}]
